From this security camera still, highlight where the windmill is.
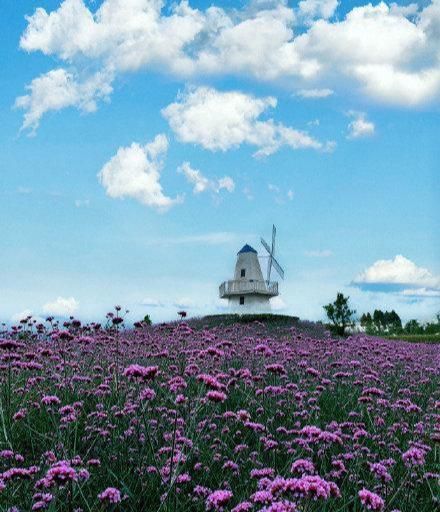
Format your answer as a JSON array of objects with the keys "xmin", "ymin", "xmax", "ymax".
[
  {"xmin": 261, "ymin": 225, "xmax": 285, "ymax": 284},
  {"xmin": 218, "ymin": 225, "xmax": 284, "ymax": 312}
]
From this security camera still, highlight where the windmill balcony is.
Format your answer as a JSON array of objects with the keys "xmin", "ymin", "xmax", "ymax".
[{"xmin": 219, "ymin": 280, "xmax": 278, "ymax": 298}]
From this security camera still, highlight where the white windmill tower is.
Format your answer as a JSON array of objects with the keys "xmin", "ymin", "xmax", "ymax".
[{"xmin": 219, "ymin": 225, "xmax": 284, "ymax": 312}]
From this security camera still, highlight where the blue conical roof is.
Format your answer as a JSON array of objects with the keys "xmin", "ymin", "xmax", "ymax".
[{"xmin": 238, "ymin": 244, "xmax": 257, "ymax": 254}]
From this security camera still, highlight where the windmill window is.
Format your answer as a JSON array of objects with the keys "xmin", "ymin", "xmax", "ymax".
[
  {"xmin": 239, "ymin": 296, "xmax": 245, "ymax": 305},
  {"xmin": 240, "ymin": 269, "xmax": 246, "ymax": 277}
]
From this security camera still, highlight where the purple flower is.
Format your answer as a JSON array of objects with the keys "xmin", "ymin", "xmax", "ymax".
[
  {"xmin": 206, "ymin": 390, "xmax": 227, "ymax": 402},
  {"xmin": 402, "ymin": 447, "xmax": 426, "ymax": 467},
  {"xmin": 206, "ymin": 490, "xmax": 233, "ymax": 510},
  {"xmin": 41, "ymin": 395, "xmax": 61, "ymax": 406},
  {"xmin": 123, "ymin": 364, "xmax": 159, "ymax": 380},
  {"xmin": 43, "ymin": 461, "xmax": 77, "ymax": 487},
  {"xmin": 290, "ymin": 459, "xmax": 315, "ymax": 475},
  {"xmin": 358, "ymin": 489, "xmax": 385, "ymax": 511},
  {"xmin": 139, "ymin": 387, "xmax": 156, "ymax": 401},
  {"xmin": 98, "ymin": 487, "xmax": 122, "ymax": 504}
]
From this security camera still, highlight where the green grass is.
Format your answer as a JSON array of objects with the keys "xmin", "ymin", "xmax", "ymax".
[{"xmin": 382, "ymin": 333, "xmax": 440, "ymax": 343}]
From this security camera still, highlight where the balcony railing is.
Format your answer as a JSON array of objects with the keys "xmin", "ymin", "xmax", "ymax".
[{"xmin": 219, "ymin": 280, "xmax": 278, "ymax": 298}]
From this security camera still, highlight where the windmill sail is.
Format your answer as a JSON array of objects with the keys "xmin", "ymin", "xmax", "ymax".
[
  {"xmin": 260, "ymin": 225, "xmax": 284, "ymax": 282},
  {"xmin": 260, "ymin": 237, "xmax": 271, "ymax": 254},
  {"xmin": 272, "ymin": 257, "xmax": 284, "ymax": 280}
]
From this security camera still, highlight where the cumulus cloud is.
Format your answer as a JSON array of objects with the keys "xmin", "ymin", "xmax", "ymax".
[
  {"xmin": 42, "ymin": 296, "xmax": 79, "ymax": 317},
  {"xmin": 178, "ymin": 162, "xmax": 235, "ymax": 194},
  {"xmin": 98, "ymin": 134, "xmax": 182, "ymax": 211},
  {"xmin": 298, "ymin": 0, "xmax": 339, "ymax": 23},
  {"xmin": 15, "ymin": 68, "xmax": 113, "ymax": 133},
  {"xmin": 346, "ymin": 111, "xmax": 375, "ymax": 139},
  {"xmin": 15, "ymin": 1, "xmax": 440, "ymax": 130},
  {"xmin": 163, "ymin": 86, "xmax": 329, "ymax": 156},
  {"xmin": 19, "ymin": 0, "xmax": 203, "ymax": 73},
  {"xmin": 194, "ymin": 3, "xmax": 317, "ymax": 80},
  {"xmin": 353, "ymin": 255, "xmax": 440, "ymax": 292}
]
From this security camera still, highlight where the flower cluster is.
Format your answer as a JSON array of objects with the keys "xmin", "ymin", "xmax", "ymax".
[{"xmin": 0, "ymin": 318, "xmax": 436, "ymax": 511}]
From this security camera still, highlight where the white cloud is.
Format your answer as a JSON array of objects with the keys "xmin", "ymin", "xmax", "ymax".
[
  {"xmin": 19, "ymin": 0, "xmax": 204, "ymax": 73},
  {"xmin": 296, "ymin": 2, "xmax": 440, "ymax": 105},
  {"xmin": 346, "ymin": 111, "xmax": 375, "ymax": 139},
  {"xmin": 15, "ymin": 68, "xmax": 113, "ymax": 133},
  {"xmin": 400, "ymin": 288, "xmax": 440, "ymax": 298},
  {"xmin": 271, "ymin": 296, "xmax": 287, "ymax": 311},
  {"xmin": 389, "ymin": 3, "xmax": 419, "ymax": 18},
  {"xmin": 353, "ymin": 255, "xmax": 440, "ymax": 291},
  {"xmin": 20, "ymin": 0, "xmax": 101, "ymax": 59},
  {"xmin": 352, "ymin": 65, "xmax": 440, "ymax": 107},
  {"xmin": 298, "ymin": 0, "xmax": 339, "ymax": 23},
  {"xmin": 218, "ymin": 176, "xmax": 235, "ymax": 193},
  {"xmin": 178, "ymin": 161, "xmax": 235, "ymax": 194},
  {"xmin": 98, "ymin": 134, "xmax": 182, "ymax": 211},
  {"xmin": 195, "ymin": 3, "xmax": 317, "ymax": 80},
  {"xmin": 305, "ymin": 249, "xmax": 333, "ymax": 257},
  {"xmin": 16, "ymin": 0, "xmax": 440, "ymax": 132},
  {"xmin": 11, "ymin": 309, "xmax": 38, "ymax": 323},
  {"xmin": 162, "ymin": 86, "xmax": 328, "ymax": 156},
  {"xmin": 268, "ymin": 184, "xmax": 295, "ymax": 204},
  {"xmin": 42, "ymin": 296, "xmax": 79, "ymax": 317},
  {"xmin": 296, "ymin": 88, "xmax": 334, "ymax": 98},
  {"xmin": 140, "ymin": 298, "xmax": 165, "ymax": 307}
]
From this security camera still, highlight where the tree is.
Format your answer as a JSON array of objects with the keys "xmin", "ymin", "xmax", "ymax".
[
  {"xmin": 360, "ymin": 312, "xmax": 374, "ymax": 334},
  {"xmin": 143, "ymin": 315, "xmax": 152, "ymax": 326},
  {"xmin": 360, "ymin": 309, "xmax": 402, "ymax": 335},
  {"xmin": 388, "ymin": 310, "xmax": 402, "ymax": 333},
  {"xmin": 404, "ymin": 319, "xmax": 422, "ymax": 334},
  {"xmin": 373, "ymin": 309, "xmax": 385, "ymax": 332},
  {"xmin": 424, "ymin": 312, "xmax": 440, "ymax": 335},
  {"xmin": 323, "ymin": 293, "xmax": 356, "ymax": 336}
]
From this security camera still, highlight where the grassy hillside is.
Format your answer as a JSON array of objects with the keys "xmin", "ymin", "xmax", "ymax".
[
  {"xmin": 382, "ymin": 333, "xmax": 440, "ymax": 344},
  {"xmin": 186, "ymin": 313, "xmax": 331, "ymax": 339}
]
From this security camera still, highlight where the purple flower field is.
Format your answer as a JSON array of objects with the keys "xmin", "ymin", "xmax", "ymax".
[{"xmin": 0, "ymin": 317, "xmax": 438, "ymax": 511}]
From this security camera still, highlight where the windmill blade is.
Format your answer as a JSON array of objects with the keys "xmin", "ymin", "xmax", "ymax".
[
  {"xmin": 261, "ymin": 237, "xmax": 271, "ymax": 255},
  {"xmin": 267, "ymin": 255, "xmax": 272, "ymax": 282},
  {"xmin": 272, "ymin": 256, "xmax": 285, "ymax": 280},
  {"xmin": 272, "ymin": 225, "xmax": 276, "ymax": 254},
  {"xmin": 261, "ymin": 237, "xmax": 273, "ymax": 282}
]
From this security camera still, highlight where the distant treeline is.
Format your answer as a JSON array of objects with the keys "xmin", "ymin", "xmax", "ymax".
[
  {"xmin": 360, "ymin": 310, "xmax": 440, "ymax": 336},
  {"xmin": 323, "ymin": 292, "xmax": 440, "ymax": 338}
]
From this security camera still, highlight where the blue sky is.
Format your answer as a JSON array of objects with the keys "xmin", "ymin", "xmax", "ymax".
[{"xmin": 0, "ymin": 0, "xmax": 439, "ymax": 324}]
